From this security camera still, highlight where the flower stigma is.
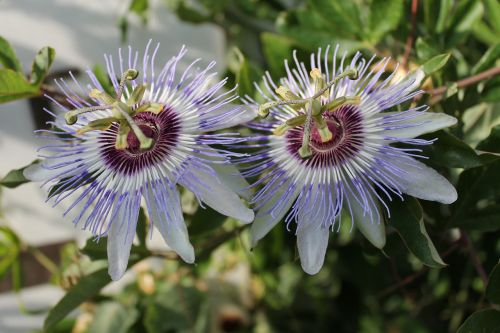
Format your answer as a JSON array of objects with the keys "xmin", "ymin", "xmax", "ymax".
[
  {"xmin": 258, "ymin": 68, "xmax": 360, "ymax": 158},
  {"xmin": 64, "ymin": 69, "xmax": 165, "ymax": 151}
]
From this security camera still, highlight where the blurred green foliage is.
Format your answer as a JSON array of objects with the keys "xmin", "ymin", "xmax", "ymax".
[{"xmin": 0, "ymin": 0, "xmax": 499, "ymax": 332}]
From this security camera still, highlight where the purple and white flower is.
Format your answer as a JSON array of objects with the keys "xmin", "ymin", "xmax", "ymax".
[
  {"xmin": 241, "ymin": 46, "xmax": 458, "ymax": 274},
  {"xmin": 25, "ymin": 42, "xmax": 255, "ymax": 280}
]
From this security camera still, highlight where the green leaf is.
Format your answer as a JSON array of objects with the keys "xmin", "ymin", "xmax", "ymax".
[
  {"xmin": 308, "ymin": 0, "xmax": 362, "ymax": 37},
  {"xmin": 44, "ymin": 267, "xmax": 111, "ymax": 331},
  {"xmin": 136, "ymin": 207, "xmax": 147, "ymax": 249},
  {"xmin": 0, "ymin": 36, "xmax": 22, "ymax": 72},
  {"xmin": 144, "ymin": 285, "xmax": 203, "ymax": 333},
  {"xmin": 415, "ymin": 38, "xmax": 439, "ymax": 61},
  {"xmin": 30, "ymin": 46, "xmax": 55, "ymax": 86},
  {"xmin": 86, "ymin": 301, "xmax": 139, "ymax": 333},
  {"xmin": 453, "ymin": 205, "xmax": 500, "ymax": 232},
  {"xmin": 457, "ymin": 309, "xmax": 500, "ymax": 333},
  {"xmin": 420, "ymin": 130, "xmax": 497, "ymax": 169},
  {"xmin": 261, "ymin": 32, "xmax": 294, "ymax": 77},
  {"xmin": 367, "ymin": 0, "xmax": 403, "ymax": 43},
  {"xmin": 451, "ymin": 160, "xmax": 500, "ymax": 227},
  {"xmin": 421, "ymin": 53, "xmax": 451, "ymax": 76},
  {"xmin": 482, "ymin": 79, "xmax": 500, "ymax": 103},
  {"xmin": 81, "ymin": 238, "xmax": 108, "ymax": 261},
  {"xmin": 129, "ymin": 0, "xmax": 149, "ymax": 23},
  {"xmin": 389, "ymin": 197, "xmax": 446, "ymax": 268},
  {"xmin": 93, "ymin": 64, "xmax": 115, "ymax": 96},
  {"xmin": 483, "ymin": 0, "xmax": 500, "ymax": 33},
  {"xmin": 472, "ymin": 20, "xmax": 500, "ymax": 45},
  {"xmin": 0, "ymin": 227, "xmax": 21, "ymax": 279},
  {"xmin": 472, "ymin": 44, "xmax": 500, "ymax": 74},
  {"xmin": 477, "ymin": 125, "xmax": 500, "ymax": 153},
  {"xmin": 486, "ymin": 263, "xmax": 500, "ymax": 304},
  {"xmin": 228, "ymin": 48, "xmax": 261, "ymax": 97},
  {"xmin": 0, "ymin": 163, "xmax": 33, "ymax": 188},
  {"xmin": 189, "ymin": 206, "xmax": 228, "ymax": 237},
  {"xmin": 436, "ymin": 0, "xmax": 452, "ymax": 33},
  {"xmin": 144, "ymin": 303, "xmax": 190, "ymax": 333},
  {"xmin": 0, "ymin": 69, "xmax": 38, "ymax": 103},
  {"xmin": 165, "ymin": 0, "xmax": 209, "ymax": 23}
]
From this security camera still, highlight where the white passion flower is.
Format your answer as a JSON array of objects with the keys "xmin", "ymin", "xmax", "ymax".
[
  {"xmin": 241, "ymin": 46, "xmax": 458, "ymax": 275},
  {"xmin": 24, "ymin": 42, "xmax": 256, "ymax": 280}
]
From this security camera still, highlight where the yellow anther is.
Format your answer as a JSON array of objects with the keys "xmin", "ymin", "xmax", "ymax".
[
  {"xmin": 89, "ymin": 89, "xmax": 115, "ymax": 105},
  {"xmin": 276, "ymin": 86, "xmax": 300, "ymax": 101}
]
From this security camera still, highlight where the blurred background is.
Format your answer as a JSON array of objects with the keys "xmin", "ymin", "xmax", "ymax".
[{"xmin": 0, "ymin": 0, "xmax": 499, "ymax": 332}]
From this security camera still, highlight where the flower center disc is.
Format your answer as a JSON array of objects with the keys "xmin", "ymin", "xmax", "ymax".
[
  {"xmin": 99, "ymin": 107, "xmax": 181, "ymax": 175},
  {"xmin": 285, "ymin": 105, "xmax": 364, "ymax": 167},
  {"xmin": 126, "ymin": 122, "xmax": 159, "ymax": 155}
]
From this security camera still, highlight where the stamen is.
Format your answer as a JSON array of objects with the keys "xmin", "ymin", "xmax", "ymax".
[
  {"xmin": 64, "ymin": 105, "xmax": 111, "ymax": 125},
  {"xmin": 117, "ymin": 69, "xmax": 139, "ymax": 101},
  {"xmin": 260, "ymin": 67, "xmax": 360, "ymax": 158},
  {"xmin": 62, "ymin": 68, "xmax": 157, "ymax": 151},
  {"xmin": 114, "ymin": 105, "xmax": 153, "ymax": 150}
]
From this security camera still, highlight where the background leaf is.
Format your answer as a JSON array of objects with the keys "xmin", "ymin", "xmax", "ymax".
[
  {"xmin": 389, "ymin": 197, "xmax": 446, "ymax": 268},
  {"xmin": 30, "ymin": 46, "xmax": 55, "ymax": 86},
  {"xmin": 0, "ymin": 35, "xmax": 22, "ymax": 72}
]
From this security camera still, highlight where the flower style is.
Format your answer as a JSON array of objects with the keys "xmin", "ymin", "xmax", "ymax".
[
  {"xmin": 24, "ymin": 42, "xmax": 256, "ymax": 280},
  {"xmin": 242, "ymin": 46, "xmax": 458, "ymax": 274}
]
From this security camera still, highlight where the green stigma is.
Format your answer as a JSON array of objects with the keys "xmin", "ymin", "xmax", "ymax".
[
  {"xmin": 64, "ymin": 69, "xmax": 165, "ymax": 151},
  {"xmin": 258, "ymin": 67, "xmax": 360, "ymax": 159}
]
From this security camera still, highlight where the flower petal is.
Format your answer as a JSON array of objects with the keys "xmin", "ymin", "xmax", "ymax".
[
  {"xmin": 23, "ymin": 155, "xmax": 82, "ymax": 182},
  {"xmin": 107, "ymin": 194, "xmax": 140, "ymax": 281},
  {"xmin": 197, "ymin": 145, "xmax": 252, "ymax": 200},
  {"xmin": 179, "ymin": 164, "xmax": 254, "ymax": 223},
  {"xmin": 382, "ymin": 112, "xmax": 457, "ymax": 139},
  {"xmin": 145, "ymin": 182, "xmax": 194, "ymax": 263},
  {"xmin": 297, "ymin": 223, "xmax": 329, "ymax": 275},
  {"xmin": 199, "ymin": 104, "xmax": 257, "ymax": 132},
  {"xmin": 349, "ymin": 192, "xmax": 386, "ymax": 249},
  {"xmin": 250, "ymin": 179, "xmax": 300, "ymax": 247},
  {"xmin": 296, "ymin": 184, "xmax": 331, "ymax": 274},
  {"xmin": 388, "ymin": 157, "xmax": 457, "ymax": 204}
]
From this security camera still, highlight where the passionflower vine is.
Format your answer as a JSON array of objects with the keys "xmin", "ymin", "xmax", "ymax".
[
  {"xmin": 241, "ymin": 46, "xmax": 458, "ymax": 274},
  {"xmin": 24, "ymin": 42, "xmax": 256, "ymax": 280}
]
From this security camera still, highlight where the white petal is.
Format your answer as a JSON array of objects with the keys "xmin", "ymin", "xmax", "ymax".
[
  {"xmin": 250, "ymin": 179, "xmax": 300, "ymax": 247},
  {"xmin": 145, "ymin": 185, "xmax": 194, "ymax": 263},
  {"xmin": 297, "ymin": 223, "xmax": 329, "ymax": 275},
  {"xmin": 389, "ymin": 157, "xmax": 457, "ymax": 204},
  {"xmin": 107, "ymin": 197, "xmax": 139, "ymax": 281},
  {"xmin": 405, "ymin": 68, "xmax": 425, "ymax": 92},
  {"xmin": 200, "ymin": 104, "xmax": 257, "ymax": 132},
  {"xmin": 212, "ymin": 163, "xmax": 252, "ymax": 201},
  {"xmin": 296, "ymin": 184, "xmax": 331, "ymax": 274},
  {"xmin": 23, "ymin": 163, "xmax": 50, "ymax": 182},
  {"xmin": 346, "ymin": 188, "xmax": 386, "ymax": 249},
  {"xmin": 197, "ymin": 146, "xmax": 252, "ymax": 200},
  {"xmin": 383, "ymin": 112, "xmax": 457, "ymax": 139},
  {"xmin": 179, "ymin": 165, "xmax": 254, "ymax": 223},
  {"xmin": 23, "ymin": 155, "xmax": 82, "ymax": 182}
]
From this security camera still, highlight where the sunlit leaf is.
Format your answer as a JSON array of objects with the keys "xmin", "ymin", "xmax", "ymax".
[
  {"xmin": 0, "ymin": 69, "xmax": 38, "ymax": 103},
  {"xmin": 367, "ymin": 0, "xmax": 403, "ymax": 43},
  {"xmin": 421, "ymin": 53, "xmax": 451, "ymax": 76},
  {"xmin": 261, "ymin": 32, "xmax": 294, "ymax": 77},
  {"xmin": 0, "ymin": 35, "xmax": 22, "ymax": 72},
  {"xmin": 30, "ymin": 46, "xmax": 55, "ymax": 86}
]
